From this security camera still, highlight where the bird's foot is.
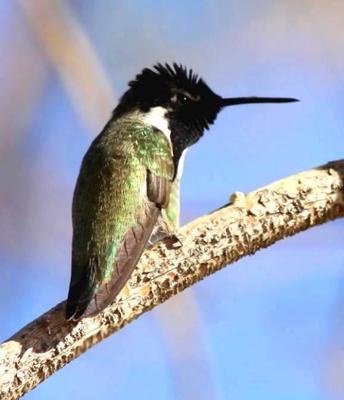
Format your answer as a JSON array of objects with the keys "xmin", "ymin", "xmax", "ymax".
[
  {"xmin": 146, "ymin": 230, "xmax": 184, "ymax": 250},
  {"xmin": 165, "ymin": 233, "xmax": 184, "ymax": 249}
]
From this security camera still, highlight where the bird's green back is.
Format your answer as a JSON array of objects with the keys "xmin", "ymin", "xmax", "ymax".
[{"xmin": 71, "ymin": 114, "xmax": 174, "ymax": 286}]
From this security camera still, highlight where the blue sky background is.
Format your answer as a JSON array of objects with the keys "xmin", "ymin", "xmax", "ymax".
[{"xmin": 1, "ymin": 1, "xmax": 344, "ymax": 399}]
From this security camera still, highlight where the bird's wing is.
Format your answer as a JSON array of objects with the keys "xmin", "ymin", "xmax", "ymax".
[
  {"xmin": 80, "ymin": 172, "xmax": 173, "ymax": 319},
  {"xmin": 65, "ymin": 123, "xmax": 174, "ymax": 320}
]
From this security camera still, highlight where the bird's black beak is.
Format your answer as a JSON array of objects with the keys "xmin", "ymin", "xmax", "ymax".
[{"xmin": 220, "ymin": 96, "xmax": 299, "ymax": 107}]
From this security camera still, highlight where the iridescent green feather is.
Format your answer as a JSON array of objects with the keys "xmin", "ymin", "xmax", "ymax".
[
  {"xmin": 163, "ymin": 179, "xmax": 180, "ymax": 230},
  {"xmin": 71, "ymin": 115, "xmax": 174, "ymax": 289}
]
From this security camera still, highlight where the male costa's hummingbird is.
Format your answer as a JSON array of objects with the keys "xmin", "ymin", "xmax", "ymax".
[{"xmin": 66, "ymin": 62, "xmax": 298, "ymax": 320}]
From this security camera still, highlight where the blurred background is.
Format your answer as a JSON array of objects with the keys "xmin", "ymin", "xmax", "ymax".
[{"xmin": 1, "ymin": 0, "xmax": 344, "ymax": 399}]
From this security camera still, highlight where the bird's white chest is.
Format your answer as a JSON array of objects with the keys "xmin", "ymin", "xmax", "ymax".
[{"xmin": 176, "ymin": 150, "xmax": 187, "ymax": 179}]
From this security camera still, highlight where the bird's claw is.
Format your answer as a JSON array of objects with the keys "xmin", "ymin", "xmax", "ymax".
[{"xmin": 166, "ymin": 233, "xmax": 184, "ymax": 249}]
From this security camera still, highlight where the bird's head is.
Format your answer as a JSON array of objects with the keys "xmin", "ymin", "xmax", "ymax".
[{"xmin": 114, "ymin": 62, "xmax": 298, "ymax": 169}]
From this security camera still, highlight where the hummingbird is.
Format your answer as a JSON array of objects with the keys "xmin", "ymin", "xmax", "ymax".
[{"xmin": 65, "ymin": 62, "xmax": 298, "ymax": 320}]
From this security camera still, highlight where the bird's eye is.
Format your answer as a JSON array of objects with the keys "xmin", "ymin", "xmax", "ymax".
[
  {"xmin": 178, "ymin": 93, "xmax": 190, "ymax": 103},
  {"xmin": 171, "ymin": 93, "xmax": 192, "ymax": 104}
]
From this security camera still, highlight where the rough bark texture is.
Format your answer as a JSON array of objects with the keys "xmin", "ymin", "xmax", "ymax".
[{"xmin": 1, "ymin": 160, "xmax": 344, "ymax": 399}]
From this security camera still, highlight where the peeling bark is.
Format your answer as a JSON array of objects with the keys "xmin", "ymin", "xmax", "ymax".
[{"xmin": 0, "ymin": 160, "xmax": 343, "ymax": 399}]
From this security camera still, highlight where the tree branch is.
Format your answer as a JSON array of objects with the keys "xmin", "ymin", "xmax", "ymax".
[{"xmin": 1, "ymin": 160, "xmax": 344, "ymax": 399}]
